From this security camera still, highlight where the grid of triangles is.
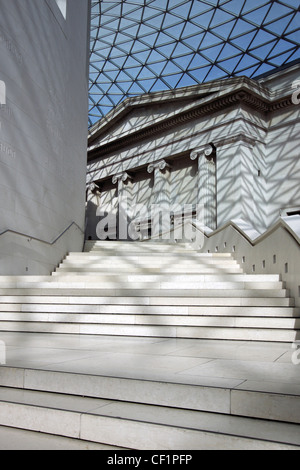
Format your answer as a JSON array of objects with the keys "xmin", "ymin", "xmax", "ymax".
[{"xmin": 89, "ymin": 0, "xmax": 300, "ymax": 126}]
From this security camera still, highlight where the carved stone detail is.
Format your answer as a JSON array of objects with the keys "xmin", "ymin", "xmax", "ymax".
[
  {"xmin": 190, "ymin": 144, "xmax": 215, "ymax": 162},
  {"xmin": 112, "ymin": 172, "xmax": 132, "ymax": 185},
  {"xmin": 147, "ymin": 159, "xmax": 171, "ymax": 174}
]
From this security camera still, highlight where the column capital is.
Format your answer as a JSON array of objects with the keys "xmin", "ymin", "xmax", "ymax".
[
  {"xmin": 86, "ymin": 182, "xmax": 100, "ymax": 193},
  {"xmin": 112, "ymin": 171, "xmax": 132, "ymax": 185},
  {"xmin": 190, "ymin": 143, "xmax": 215, "ymax": 162},
  {"xmin": 147, "ymin": 159, "xmax": 171, "ymax": 174}
]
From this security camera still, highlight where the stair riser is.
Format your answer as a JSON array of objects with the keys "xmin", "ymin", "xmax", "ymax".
[
  {"xmin": 0, "ymin": 322, "xmax": 297, "ymax": 341},
  {"xmin": 78, "ymin": 253, "xmax": 234, "ymax": 259},
  {"xmin": 0, "ymin": 296, "xmax": 293, "ymax": 306},
  {"xmin": 0, "ymin": 313, "xmax": 298, "ymax": 328},
  {"xmin": 0, "ymin": 289, "xmax": 289, "ymax": 298},
  {"xmin": 65, "ymin": 257, "xmax": 238, "ymax": 264},
  {"xmin": 57, "ymin": 266, "xmax": 243, "ymax": 274},
  {"xmin": 0, "ymin": 304, "xmax": 298, "ymax": 317}
]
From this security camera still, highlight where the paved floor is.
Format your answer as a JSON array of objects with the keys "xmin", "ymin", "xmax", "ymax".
[{"xmin": 0, "ymin": 332, "xmax": 300, "ymax": 395}]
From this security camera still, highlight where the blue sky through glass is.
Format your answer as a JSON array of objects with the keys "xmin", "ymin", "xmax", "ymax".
[{"xmin": 89, "ymin": 0, "xmax": 300, "ymax": 126}]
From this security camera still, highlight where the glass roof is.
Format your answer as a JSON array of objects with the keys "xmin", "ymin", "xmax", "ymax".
[{"xmin": 89, "ymin": 0, "xmax": 300, "ymax": 127}]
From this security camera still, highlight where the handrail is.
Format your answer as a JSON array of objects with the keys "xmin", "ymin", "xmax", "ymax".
[{"xmin": 0, "ymin": 221, "xmax": 84, "ymax": 246}]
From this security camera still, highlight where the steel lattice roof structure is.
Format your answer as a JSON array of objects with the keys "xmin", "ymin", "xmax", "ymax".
[{"xmin": 89, "ymin": 0, "xmax": 300, "ymax": 127}]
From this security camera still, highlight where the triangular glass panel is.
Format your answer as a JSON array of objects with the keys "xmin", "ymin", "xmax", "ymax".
[
  {"xmin": 235, "ymin": 53, "xmax": 260, "ymax": 70},
  {"xmin": 285, "ymin": 13, "xmax": 300, "ymax": 34},
  {"xmin": 268, "ymin": 50, "xmax": 294, "ymax": 66},
  {"xmin": 200, "ymin": 43, "xmax": 223, "ymax": 62},
  {"xmin": 193, "ymin": 11, "xmax": 215, "ymax": 29},
  {"xmin": 218, "ymin": 54, "xmax": 243, "ymax": 73},
  {"xmin": 243, "ymin": 5, "xmax": 271, "ymax": 26},
  {"xmin": 156, "ymin": 43, "xmax": 176, "ymax": 58},
  {"xmin": 173, "ymin": 41, "xmax": 194, "ymax": 57},
  {"xmin": 182, "ymin": 20, "xmax": 206, "ymax": 38},
  {"xmin": 230, "ymin": 19, "xmax": 256, "ymax": 38},
  {"xmin": 147, "ymin": 49, "xmax": 167, "ymax": 64},
  {"xmin": 189, "ymin": 66, "xmax": 212, "ymax": 83},
  {"xmin": 147, "ymin": 61, "xmax": 167, "ymax": 76},
  {"xmin": 176, "ymin": 73, "xmax": 199, "ymax": 88},
  {"xmin": 189, "ymin": 53, "xmax": 212, "ymax": 69},
  {"xmin": 210, "ymin": 8, "xmax": 236, "ymax": 27},
  {"xmin": 164, "ymin": 24, "xmax": 185, "ymax": 40},
  {"xmin": 242, "ymin": 0, "xmax": 270, "ymax": 15},
  {"xmin": 139, "ymin": 33, "xmax": 158, "ymax": 48},
  {"xmin": 183, "ymin": 32, "xmax": 205, "ymax": 50},
  {"xmin": 252, "ymin": 62, "xmax": 276, "ymax": 77},
  {"xmin": 210, "ymin": 20, "xmax": 236, "ymax": 40},
  {"xmin": 150, "ymin": 78, "xmax": 171, "ymax": 92},
  {"xmin": 205, "ymin": 66, "xmax": 227, "ymax": 81},
  {"xmin": 264, "ymin": 3, "xmax": 293, "ymax": 24},
  {"xmin": 269, "ymin": 39, "xmax": 295, "ymax": 57},
  {"xmin": 234, "ymin": 63, "xmax": 260, "ymax": 76},
  {"xmin": 230, "ymin": 31, "xmax": 257, "ymax": 51},
  {"xmin": 163, "ymin": 73, "xmax": 183, "ymax": 88},
  {"xmin": 189, "ymin": 2, "xmax": 213, "ymax": 18},
  {"xmin": 173, "ymin": 53, "xmax": 194, "ymax": 69},
  {"xmin": 199, "ymin": 31, "xmax": 224, "ymax": 49},
  {"xmin": 249, "ymin": 29, "xmax": 277, "ymax": 50},
  {"xmin": 137, "ymin": 78, "xmax": 157, "ymax": 90},
  {"xmin": 162, "ymin": 61, "xmax": 183, "ymax": 75},
  {"xmin": 170, "ymin": 2, "xmax": 193, "ymax": 19},
  {"xmin": 128, "ymin": 81, "xmax": 147, "ymax": 95},
  {"xmin": 221, "ymin": 0, "xmax": 244, "ymax": 16}
]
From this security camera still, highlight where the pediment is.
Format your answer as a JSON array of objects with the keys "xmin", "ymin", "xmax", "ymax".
[
  {"xmin": 87, "ymin": 78, "xmax": 240, "ymax": 149},
  {"xmin": 90, "ymin": 97, "xmax": 207, "ymax": 148},
  {"xmin": 87, "ymin": 68, "xmax": 296, "ymax": 160}
]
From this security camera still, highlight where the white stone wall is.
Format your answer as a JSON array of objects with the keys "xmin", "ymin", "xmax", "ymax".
[{"xmin": 0, "ymin": 0, "xmax": 90, "ymax": 274}]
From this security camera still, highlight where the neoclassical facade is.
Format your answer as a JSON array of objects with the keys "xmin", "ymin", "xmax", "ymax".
[{"xmin": 86, "ymin": 62, "xmax": 300, "ymax": 243}]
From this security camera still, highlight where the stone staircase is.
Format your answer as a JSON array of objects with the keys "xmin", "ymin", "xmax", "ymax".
[
  {"xmin": 0, "ymin": 240, "xmax": 300, "ymax": 450},
  {"xmin": 0, "ymin": 240, "xmax": 298, "ymax": 342}
]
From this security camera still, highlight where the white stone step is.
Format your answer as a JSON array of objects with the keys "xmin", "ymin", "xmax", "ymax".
[
  {"xmin": 77, "ymin": 249, "xmax": 234, "ymax": 262},
  {"xmin": 0, "ymin": 295, "xmax": 293, "ymax": 306},
  {"xmin": 52, "ymin": 272, "xmax": 281, "ymax": 282},
  {"xmin": 0, "ymin": 425, "xmax": 122, "ymax": 450},
  {"xmin": 58, "ymin": 264, "xmax": 243, "ymax": 273},
  {"xmin": 0, "ymin": 312, "xmax": 298, "ymax": 328},
  {"xmin": 0, "ymin": 387, "xmax": 298, "ymax": 449},
  {"xmin": 67, "ymin": 253, "xmax": 237, "ymax": 262},
  {"xmin": 0, "ymin": 303, "xmax": 298, "ymax": 318},
  {"xmin": 0, "ymin": 288, "xmax": 289, "ymax": 298},
  {"xmin": 0, "ymin": 365, "xmax": 299, "ymax": 449},
  {"xmin": 83, "ymin": 242, "xmax": 204, "ymax": 253},
  {"xmin": 0, "ymin": 279, "xmax": 285, "ymax": 291},
  {"xmin": 0, "ymin": 322, "xmax": 297, "ymax": 341}
]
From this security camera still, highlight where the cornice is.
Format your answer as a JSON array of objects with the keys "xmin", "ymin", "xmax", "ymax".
[{"xmin": 88, "ymin": 87, "xmax": 293, "ymax": 162}]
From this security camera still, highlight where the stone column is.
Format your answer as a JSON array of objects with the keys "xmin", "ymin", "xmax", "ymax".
[
  {"xmin": 147, "ymin": 159, "xmax": 172, "ymax": 238},
  {"xmin": 216, "ymin": 135, "xmax": 257, "ymax": 229},
  {"xmin": 190, "ymin": 144, "xmax": 217, "ymax": 230},
  {"xmin": 112, "ymin": 171, "xmax": 133, "ymax": 239}
]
